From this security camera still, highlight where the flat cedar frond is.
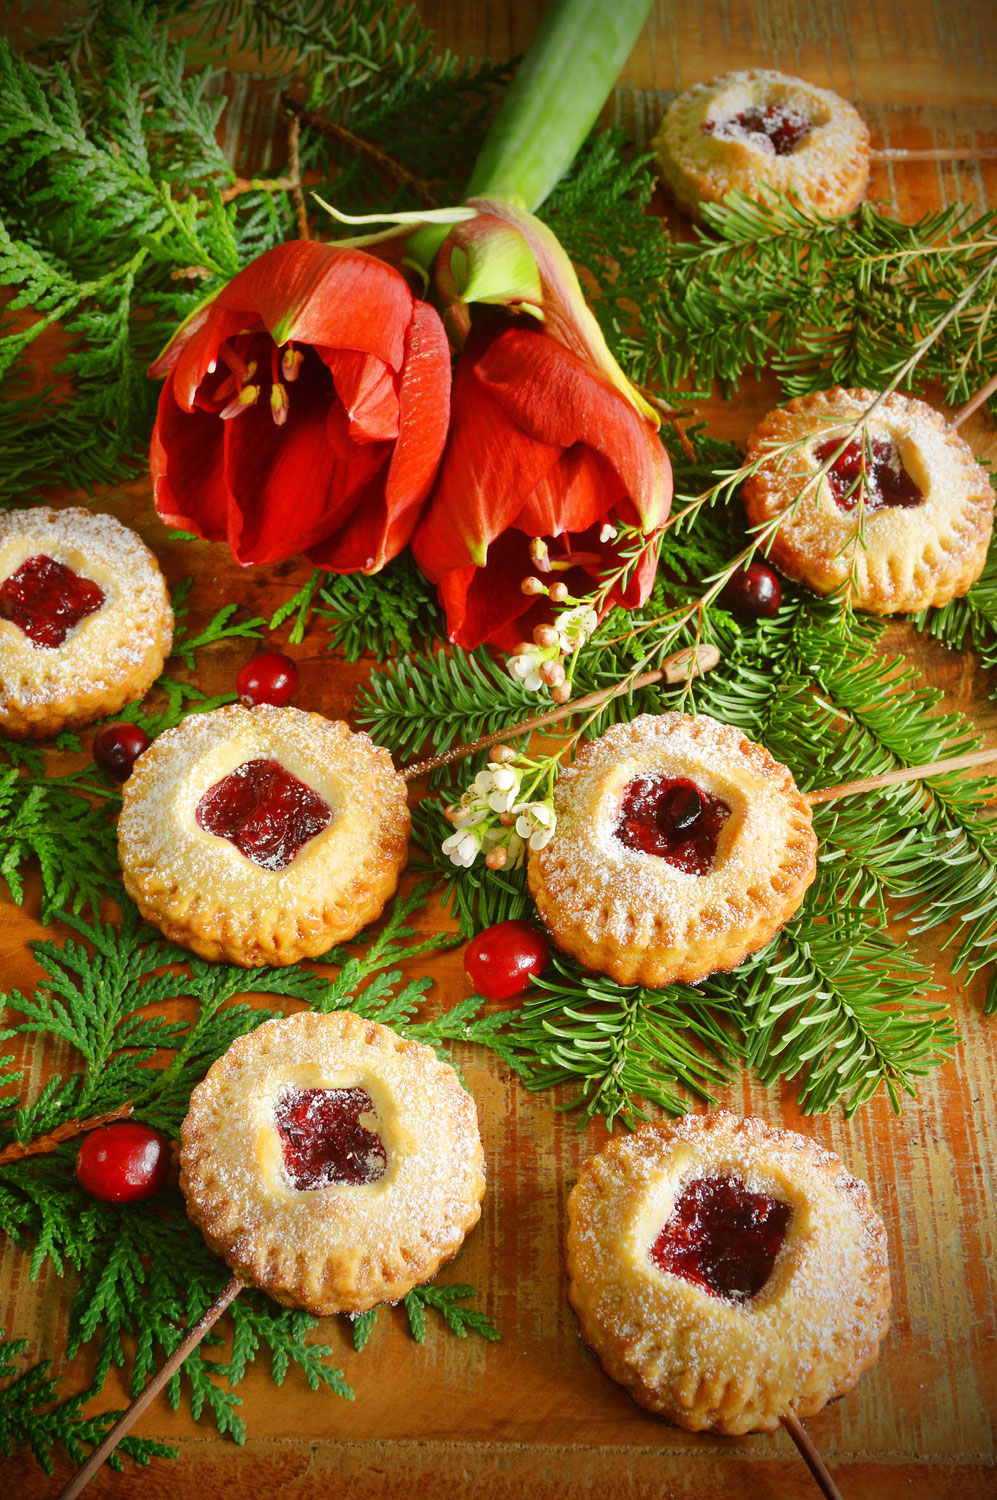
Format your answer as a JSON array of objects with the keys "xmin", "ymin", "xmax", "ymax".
[{"xmin": 0, "ymin": 1331, "xmax": 175, "ymax": 1475}]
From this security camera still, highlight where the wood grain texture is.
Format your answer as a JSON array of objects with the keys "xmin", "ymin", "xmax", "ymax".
[{"xmin": 3, "ymin": 2, "xmax": 997, "ymax": 1497}]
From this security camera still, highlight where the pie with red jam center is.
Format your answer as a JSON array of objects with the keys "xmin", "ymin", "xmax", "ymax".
[
  {"xmin": 527, "ymin": 713, "xmax": 817, "ymax": 987},
  {"xmin": 566, "ymin": 1113, "xmax": 891, "ymax": 1434},
  {"xmin": 180, "ymin": 1011, "xmax": 486, "ymax": 1314},
  {"xmin": 653, "ymin": 69, "xmax": 870, "ymax": 223},
  {"xmin": 0, "ymin": 507, "xmax": 173, "ymax": 738},
  {"xmin": 118, "ymin": 703, "xmax": 409, "ymax": 967},
  {"xmin": 743, "ymin": 388, "xmax": 995, "ymax": 613}
]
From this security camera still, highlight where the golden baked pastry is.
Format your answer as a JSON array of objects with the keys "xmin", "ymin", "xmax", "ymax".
[
  {"xmin": 180, "ymin": 1010, "xmax": 486, "ymax": 1314},
  {"xmin": 527, "ymin": 713, "xmax": 816, "ymax": 987},
  {"xmin": 566, "ymin": 1113, "xmax": 891, "ymax": 1434},
  {"xmin": 742, "ymin": 387, "xmax": 995, "ymax": 613},
  {"xmin": 654, "ymin": 69, "xmax": 869, "ymax": 222},
  {"xmin": 118, "ymin": 704, "xmax": 409, "ymax": 966},
  {"xmin": 0, "ymin": 506, "xmax": 173, "ymax": 738}
]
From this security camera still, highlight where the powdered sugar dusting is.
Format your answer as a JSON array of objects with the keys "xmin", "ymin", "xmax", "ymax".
[
  {"xmin": 180, "ymin": 1010, "xmax": 485, "ymax": 1314},
  {"xmin": 0, "ymin": 506, "xmax": 172, "ymax": 723},
  {"xmin": 744, "ymin": 388, "xmax": 996, "ymax": 611},
  {"xmin": 530, "ymin": 715, "xmax": 815, "ymax": 975},
  {"xmin": 118, "ymin": 704, "xmax": 409, "ymax": 965},
  {"xmin": 566, "ymin": 1113, "xmax": 890, "ymax": 1433},
  {"xmin": 655, "ymin": 69, "xmax": 870, "ymax": 220}
]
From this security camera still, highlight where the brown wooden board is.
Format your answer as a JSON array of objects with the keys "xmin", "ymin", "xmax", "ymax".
[{"xmin": 2, "ymin": 2, "xmax": 997, "ymax": 1496}]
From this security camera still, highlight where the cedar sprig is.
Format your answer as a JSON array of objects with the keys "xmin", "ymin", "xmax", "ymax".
[
  {"xmin": 0, "ymin": 1331, "xmax": 175, "ymax": 1476},
  {"xmin": 350, "ymin": 1278, "xmax": 499, "ymax": 1351}
]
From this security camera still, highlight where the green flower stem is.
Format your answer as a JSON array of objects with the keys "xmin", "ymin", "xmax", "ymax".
[{"xmin": 465, "ymin": 0, "xmax": 654, "ymax": 211}]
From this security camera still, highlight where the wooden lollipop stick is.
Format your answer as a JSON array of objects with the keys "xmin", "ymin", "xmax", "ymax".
[
  {"xmin": 871, "ymin": 146, "xmax": 997, "ymax": 162},
  {"xmin": 400, "ymin": 645, "xmax": 719, "ymax": 781},
  {"xmin": 807, "ymin": 746, "xmax": 997, "ymax": 805},
  {"xmin": 57, "ymin": 1275, "xmax": 244, "ymax": 1500},
  {"xmin": 951, "ymin": 369, "xmax": 997, "ymax": 429},
  {"xmin": 782, "ymin": 1412, "xmax": 845, "ymax": 1500}
]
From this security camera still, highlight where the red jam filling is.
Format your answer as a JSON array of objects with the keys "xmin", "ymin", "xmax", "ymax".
[
  {"xmin": 275, "ymin": 1087, "xmax": 387, "ymax": 1189},
  {"xmin": 815, "ymin": 434, "xmax": 923, "ymax": 514},
  {"xmin": 615, "ymin": 775, "xmax": 730, "ymax": 876},
  {"xmin": 650, "ymin": 1174, "xmax": 792, "ymax": 1302},
  {"xmin": 0, "ymin": 554, "xmax": 105, "ymax": 647},
  {"xmin": 195, "ymin": 757, "xmax": 331, "ymax": 871},
  {"xmin": 703, "ymin": 104, "xmax": 812, "ymax": 155}
]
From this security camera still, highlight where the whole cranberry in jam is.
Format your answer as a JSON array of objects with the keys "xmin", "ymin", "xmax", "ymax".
[
  {"xmin": 0, "ymin": 554, "xmax": 105, "ymax": 648},
  {"xmin": 236, "ymin": 651, "xmax": 299, "ymax": 708},
  {"xmin": 464, "ymin": 920, "xmax": 550, "ymax": 1002},
  {"xmin": 720, "ymin": 562, "xmax": 782, "ymax": 621},
  {"xmin": 815, "ymin": 434, "xmax": 923, "ymax": 514},
  {"xmin": 196, "ymin": 757, "xmax": 331, "ymax": 871},
  {"xmin": 93, "ymin": 722, "xmax": 151, "ymax": 782},
  {"xmin": 704, "ymin": 104, "xmax": 812, "ymax": 156},
  {"xmin": 275, "ymin": 1087, "xmax": 387, "ymax": 1189},
  {"xmin": 650, "ymin": 1174, "xmax": 792, "ymax": 1302},
  {"xmin": 615, "ymin": 776, "xmax": 730, "ymax": 876},
  {"xmin": 75, "ymin": 1121, "xmax": 171, "ymax": 1204}
]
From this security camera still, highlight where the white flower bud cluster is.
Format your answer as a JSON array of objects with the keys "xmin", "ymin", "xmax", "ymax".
[
  {"xmin": 506, "ymin": 600, "xmax": 598, "ymax": 704},
  {"xmin": 441, "ymin": 751, "xmax": 556, "ymax": 869}
]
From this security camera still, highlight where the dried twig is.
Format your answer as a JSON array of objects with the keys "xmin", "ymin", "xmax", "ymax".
[{"xmin": 0, "ymin": 1103, "xmax": 134, "ymax": 1167}]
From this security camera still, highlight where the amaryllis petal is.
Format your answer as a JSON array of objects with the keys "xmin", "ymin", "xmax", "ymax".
[
  {"xmin": 150, "ymin": 371, "xmax": 230, "ymax": 541},
  {"xmin": 514, "ymin": 444, "xmax": 626, "ymax": 538},
  {"xmin": 467, "ymin": 196, "xmax": 659, "ymax": 425},
  {"xmin": 318, "ymin": 347, "xmax": 399, "ymax": 445},
  {"xmin": 310, "ymin": 302, "xmax": 452, "ymax": 573},
  {"xmin": 223, "ymin": 367, "xmax": 390, "ymax": 566},
  {"xmin": 148, "ymin": 242, "xmax": 451, "ymax": 573},
  {"xmin": 412, "ymin": 342, "xmax": 563, "ymax": 579},
  {"xmin": 475, "ymin": 326, "xmax": 671, "ymax": 531}
]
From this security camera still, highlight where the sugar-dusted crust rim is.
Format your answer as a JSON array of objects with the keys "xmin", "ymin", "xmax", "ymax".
[
  {"xmin": 527, "ymin": 714, "xmax": 817, "ymax": 987},
  {"xmin": 0, "ymin": 506, "xmax": 173, "ymax": 738},
  {"xmin": 742, "ymin": 387, "xmax": 995, "ymax": 614},
  {"xmin": 119, "ymin": 704, "xmax": 410, "ymax": 966},
  {"xmin": 653, "ymin": 68, "xmax": 870, "ymax": 222},
  {"xmin": 566, "ymin": 1113, "xmax": 891, "ymax": 1434},
  {"xmin": 180, "ymin": 1011, "xmax": 486, "ymax": 1314}
]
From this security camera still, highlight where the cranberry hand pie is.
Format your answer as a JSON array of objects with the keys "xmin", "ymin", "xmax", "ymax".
[
  {"xmin": 527, "ymin": 714, "xmax": 816, "ymax": 987},
  {"xmin": 0, "ymin": 506, "xmax": 172, "ymax": 737},
  {"xmin": 567, "ymin": 1113, "xmax": 891, "ymax": 1434},
  {"xmin": 743, "ymin": 388, "xmax": 995, "ymax": 613},
  {"xmin": 119, "ymin": 703, "xmax": 409, "ymax": 966},
  {"xmin": 181, "ymin": 1011, "xmax": 486, "ymax": 1314},
  {"xmin": 654, "ymin": 70, "xmax": 869, "ymax": 222}
]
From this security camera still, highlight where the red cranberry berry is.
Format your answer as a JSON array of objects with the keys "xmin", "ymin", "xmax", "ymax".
[
  {"xmin": 92, "ymin": 722, "xmax": 151, "ymax": 782},
  {"xmin": 464, "ymin": 919, "xmax": 549, "ymax": 1003},
  {"xmin": 236, "ymin": 651, "xmax": 299, "ymax": 708},
  {"xmin": 720, "ymin": 562, "xmax": 782, "ymax": 621},
  {"xmin": 75, "ymin": 1121, "xmax": 171, "ymax": 1204}
]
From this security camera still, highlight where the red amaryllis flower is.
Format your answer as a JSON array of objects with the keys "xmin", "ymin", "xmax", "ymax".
[
  {"xmin": 411, "ymin": 322, "xmax": 672, "ymax": 649},
  {"xmin": 148, "ymin": 241, "xmax": 451, "ymax": 571}
]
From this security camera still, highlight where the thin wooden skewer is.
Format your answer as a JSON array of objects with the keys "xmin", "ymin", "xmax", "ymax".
[
  {"xmin": 782, "ymin": 1412, "xmax": 845, "ymax": 1500},
  {"xmin": 951, "ymin": 369, "xmax": 997, "ymax": 429},
  {"xmin": 806, "ymin": 746, "xmax": 997, "ymax": 805},
  {"xmin": 57, "ymin": 1275, "xmax": 245, "ymax": 1500},
  {"xmin": 871, "ymin": 146, "xmax": 997, "ymax": 162},
  {"xmin": 400, "ymin": 669, "xmax": 664, "ymax": 780}
]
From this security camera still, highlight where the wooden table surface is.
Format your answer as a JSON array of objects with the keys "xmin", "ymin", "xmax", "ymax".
[{"xmin": 2, "ymin": 3, "xmax": 997, "ymax": 1497}]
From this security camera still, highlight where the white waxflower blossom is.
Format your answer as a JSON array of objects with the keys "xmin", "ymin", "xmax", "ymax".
[
  {"xmin": 514, "ymin": 800, "xmax": 557, "ymax": 851},
  {"xmin": 441, "ymin": 827, "xmax": 485, "ymax": 868},
  {"xmin": 599, "ymin": 521, "xmax": 618, "ymax": 543},
  {"xmin": 507, "ymin": 649, "xmax": 547, "ymax": 692},
  {"xmin": 555, "ymin": 605, "xmax": 599, "ymax": 654}
]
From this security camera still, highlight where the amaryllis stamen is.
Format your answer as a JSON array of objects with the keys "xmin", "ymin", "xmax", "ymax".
[
  {"xmin": 217, "ymin": 340, "xmax": 252, "ymax": 380},
  {"xmin": 282, "ymin": 345, "xmax": 303, "ymax": 382},
  {"xmin": 219, "ymin": 384, "xmax": 259, "ymax": 420}
]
